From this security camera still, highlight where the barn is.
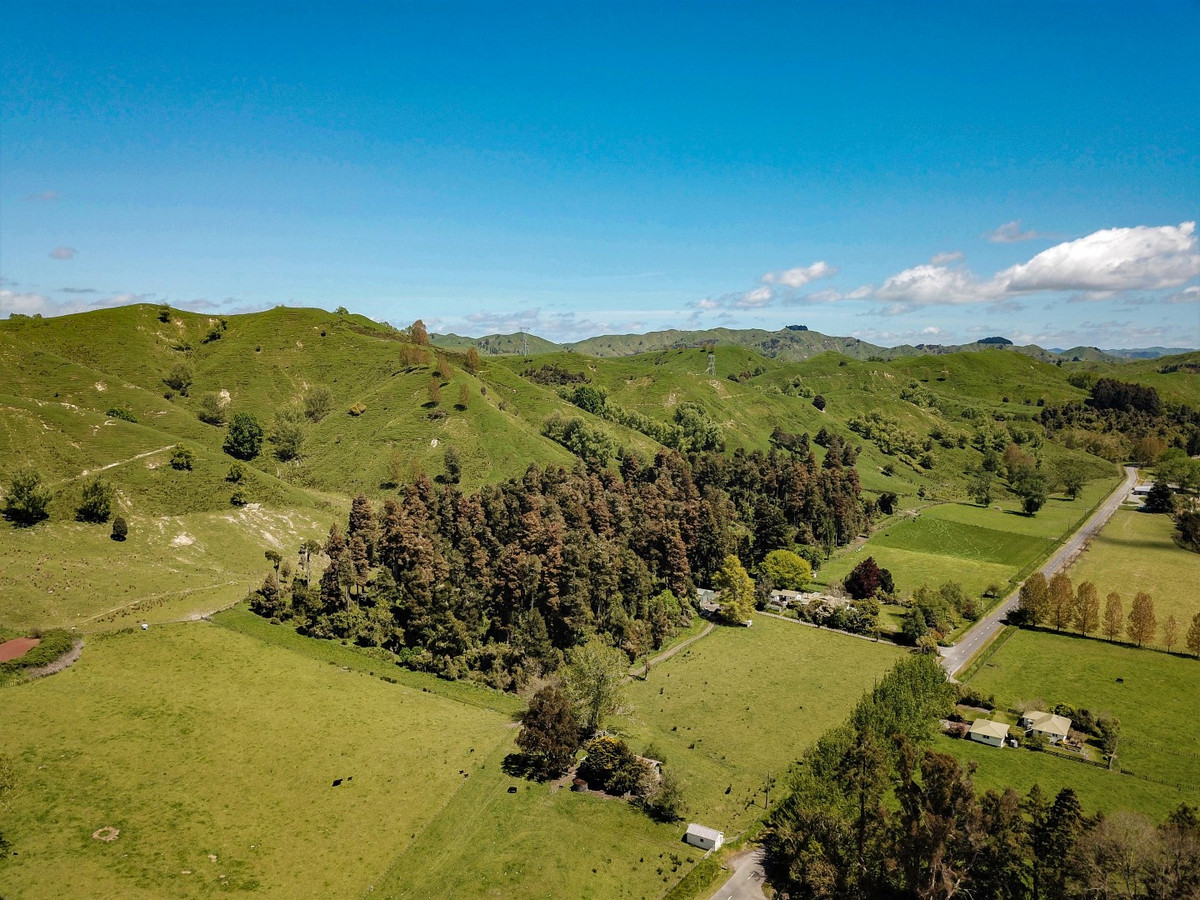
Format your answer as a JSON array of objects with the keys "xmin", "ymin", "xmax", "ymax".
[{"xmin": 683, "ymin": 823, "xmax": 724, "ymax": 852}]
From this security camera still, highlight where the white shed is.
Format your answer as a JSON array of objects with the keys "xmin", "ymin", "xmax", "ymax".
[
  {"xmin": 684, "ymin": 823, "xmax": 724, "ymax": 852},
  {"xmin": 968, "ymin": 719, "xmax": 1010, "ymax": 749}
]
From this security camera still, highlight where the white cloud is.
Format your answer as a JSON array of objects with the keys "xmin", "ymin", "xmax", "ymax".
[
  {"xmin": 1, "ymin": 290, "xmax": 54, "ymax": 316},
  {"xmin": 1165, "ymin": 286, "xmax": 1200, "ymax": 305},
  {"xmin": 761, "ymin": 261, "xmax": 838, "ymax": 288},
  {"xmin": 692, "ymin": 297, "xmax": 720, "ymax": 310},
  {"xmin": 874, "ymin": 263, "xmax": 996, "ymax": 307},
  {"xmin": 25, "ymin": 190, "xmax": 59, "ymax": 203},
  {"xmin": 462, "ymin": 307, "xmax": 621, "ymax": 342},
  {"xmin": 49, "ymin": 246, "xmax": 77, "ymax": 260},
  {"xmin": 997, "ymin": 222, "xmax": 1200, "ymax": 293},
  {"xmin": 985, "ymin": 220, "xmax": 1049, "ymax": 243},
  {"xmin": 931, "ymin": 251, "xmax": 964, "ymax": 265},
  {"xmin": 734, "ymin": 286, "xmax": 773, "ymax": 308}
]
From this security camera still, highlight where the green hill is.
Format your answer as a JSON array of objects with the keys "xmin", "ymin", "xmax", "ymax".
[{"xmin": 10, "ymin": 303, "xmax": 1199, "ymax": 633}]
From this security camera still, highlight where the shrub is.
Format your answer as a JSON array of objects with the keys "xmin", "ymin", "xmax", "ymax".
[
  {"xmin": 812, "ymin": 394, "xmax": 826, "ymax": 411},
  {"xmin": 578, "ymin": 737, "xmax": 652, "ymax": 798},
  {"xmin": 76, "ymin": 476, "xmax": 113, "ymax": 523},
  {"xmin": 169, "ymin": 445, "xmax": 194, "ymax": 470},
  {"xmin": 111, "ymin": 515, "xmax": 128, "ymax": 541},
  {"xmin": 226, "ymin": 463, "xmax": 246, "ymax": 483},
  {"xmin": 348, "ymin": 402, "xmax": 367, "ymax": 416},
  {"xmin": 105, "ymin": 407, "xmax": 137, "ymax": 423},
  {"xmin": 163, "ymin": 361, "xmax": 193, "ymax": 396},
  {"xmin": 196, "ymin": 391, "xmax": 226, "ymax": 425},
  {"xmin": 304, "ymin": 384, "xmax": 334, "ymax": 422}
]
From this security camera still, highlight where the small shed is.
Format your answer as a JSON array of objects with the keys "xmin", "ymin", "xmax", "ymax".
[
  {"xmin": 684, "ymin": 823, "xmax": 725, "ymax": 852},
  {"xmin": 968, "ymin": 719, "xmax": 1010, "ymax": 749},
  {"xmin": 1019, "ymin": 711, "xmax": 1072, "ymax": 744}
]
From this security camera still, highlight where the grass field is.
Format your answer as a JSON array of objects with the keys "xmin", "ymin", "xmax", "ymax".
[
  {"xmin": 0, "ymin": 505, "xmax": 331, "ymax": 631},
  {"xmin": 818, "ymin": 476, "xmax": 1121, "ymax": 604},
  {"xmin": 933, "ymin": 734, "xmax": 1190, "ymax": 821},
  {"xmin": 0, "ymin": 621, "xmax": 512, "ymax": 899},
  {"xmin": 373, "ymin": 616, "xmax": 903, "ymax": 899},
  {"xmin": 1066, "ymin": 508, "xmax": 1199, "ymax": 648},
  {"xmin": 959, "ymin": 629, "xmax": 1200, "ymax": 815}
]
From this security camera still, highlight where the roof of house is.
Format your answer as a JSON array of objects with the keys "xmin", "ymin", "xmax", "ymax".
[
  {"xmin": 969, "ymin": 719, "xmax": 1010, "ymax": 741},
  {"xmin": 770, "ymin": 589, "xmax": 803, "ymax": 600},
  {"xmin": 685, "ymin": 823, "xmax": 724, "ymax": 842},
  {"xmin": 1023, "ymin": 710, "xmax": 1071, "ymax": 735}
]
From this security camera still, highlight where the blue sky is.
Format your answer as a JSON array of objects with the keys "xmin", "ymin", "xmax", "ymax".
[{"xmin": 3, "ymin": 1, "xmax": 1198, "ymax": 348}]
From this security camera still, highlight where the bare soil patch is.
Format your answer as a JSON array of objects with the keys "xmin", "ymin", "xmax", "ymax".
[{"xmin": 0, "ymin": 637, "xmax": 40, "ymax": 662}]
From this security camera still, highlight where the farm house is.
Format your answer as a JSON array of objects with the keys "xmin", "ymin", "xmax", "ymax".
[{"xmin": 968, "ymin": 719, "xmax": 1010, "ymax": 749}]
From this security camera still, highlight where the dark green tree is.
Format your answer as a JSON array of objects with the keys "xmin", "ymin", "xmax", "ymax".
[
  {"xmin": 76, "ymin": 475, "xmax": 113, "ymax": 523},
  {"xmin": 111, "ymin": 515, "xmax": 128, "ymax": 541},
  {"xmin": 3, "ymin": 468, "xmax": 52, "ymax": 526},
  {"xmin": 516, "ymin": 685, "xmax": 580, "ymax": 779},
  {"xmin": 224, "ymin": 413, "xmax": 264, "ymax": 460}
]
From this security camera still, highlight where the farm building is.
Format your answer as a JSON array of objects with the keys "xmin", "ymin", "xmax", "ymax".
[
  {"xmin": 968, "ymin": 719, "xmax": 1010, "ymax": 749},
  {"xmin": 695, "ymin": 588, "xmax": 721, "ymax": 616},
  {"xmin": 1019, "ymin": 710, "xmax": 1072, "ymax": 744},
  {"xmin": 767, "ymin": 589, "xmax": 802, "ymax": 610},
  {"xmin": 683, "ymin": 823, "xmax": 724, "ymax": 852}
]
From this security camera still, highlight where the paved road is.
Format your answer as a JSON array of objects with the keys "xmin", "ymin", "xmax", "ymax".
[
  {"xmin": 707, "ymin": 849, "xmax": 766, "ymax": 900},
  {"xmin": 939, "ymin": 465, "xmax": 1138, "ymax": 677}
]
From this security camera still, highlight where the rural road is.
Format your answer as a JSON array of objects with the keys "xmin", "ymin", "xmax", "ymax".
[
  {"xmin": 939, "ymin": 465, "xmax": 1139, "ymax": 677},
  {"xmin": 707, "ymin": 848, "xmax": 766, "ymax": 900}
]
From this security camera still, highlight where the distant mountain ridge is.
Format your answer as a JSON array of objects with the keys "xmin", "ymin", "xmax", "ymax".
[{"xmin": 432, "ymin": 324, "xmax": 1192, "ymax": 363}]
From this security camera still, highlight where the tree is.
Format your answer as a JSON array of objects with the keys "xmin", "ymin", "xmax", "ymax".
[
  {"xmin": 1048, "ymin": 572, "xmax": 1073, "ymax": 631},
  {"xmin": 969, "ymin": 470, "xmax": 993, "ymax": 506},
  {"xmin": 714, "ymin": 554, "xmax": 755, "ymax": 623},
  {"xmin": 516, "ymin": 685, "xmax": 580, "ymax": 779},
  {"xmin": 1015, "ymin": 470, "xmax": 1048, "ymax": 515},
  {"xmin": 578, "ymin": 736, "xmax": 651, "ymax": 797},
  {"xmin": 385, "ymin": 449, "xmax": 404, "ymax": 488},
  {"xmin": 457, "ymin": 383, "xmax": 471, "ymax": 410},
  {"xmin": 761, "ymin": 549, "xmax": 812, "ymax": 590},
  {"xmin": 304, "ymin": 384, "xmax": 334, "ymax": 422},
  {"xmin": 443, "ymin": 446, "xmax": 461, "ymax": 485},
  {"xmin": 196, "ymin": 391, "xmax": 227, "ymax": 425},
  {"xmin": 3, "ymin": 468, "xmax": 52, "ymax": 526},
  {"xmin": 878, "ymin": 491, "xmax": 898, "ymax": 515},
  {"xmin": 844, "ymin": 556, "xmax": 891, "ymax": 601},
  {"xmin": 1189, "ymin": 613, "xmax": 1200, "ymax": 658},
  {"xmin": 436, "ymin": 354, "xmax": 451, "ymax": 381},
  {"xmin": 224, "ymin": 413, "xmax": 264, "ymax": 460},
  {"xmin": 1163, "ymin": 615, "xmax": 1179, "ymax": 653},
  {"xmin": 1144, "ymin": 481, "xmax": 1174, "ymax": 514},
  {"xmin": 427, "ymin": 377, "xmax": 442, "ymax": 406},
  {"xmin": 111, "ymin": 515, "xmax": 128, "ymax": 541},
  {"xmin": 270, "ymin": 405, "xmax": 306, "ymax": 461},
  {"xmin": 561, "ymin": 637, "xmax": 627, "ymax": 735},
  {"xmin": 812, "ymin": 394, "xmax": 826, "ymax": 411},
  {"xmin": 643, "ymin": 769, "xmax": 684, "ymax": 822},
  {"xmin": 1127, "ymin": 591, "xmax": 1157, "ymax": 647},
  {"xmin": 1058, "ymin": 462, "xmax": 1086, "ymax": 500},
  {"xmin": 1018, "ymin": 572, "xmax": 1049, "ymax": 626},
  {"xmin": 164, "ymin": 360, "xmax": 193, "ymax": 395},
  {"xmin": 76, "ymin": 476, "xmax": 113, "ymax": 523},
  {"xmin": 464, "ymin": 346, "xmax": 482, "ymax": 375},
  {"xmin": 1103, "ymin": 592, "xmax": 1124, "ymax": 642},
  {"xmin": 1074, "ymin": 580, "xmax": 1099, "ymax": 636},
  {"xmin": 169, "ymin": 445, "xmax": 194, "ymax": 470},
  {"xmin": 409, "ymin": 318, "xmax": 429, "ymax": 345}
]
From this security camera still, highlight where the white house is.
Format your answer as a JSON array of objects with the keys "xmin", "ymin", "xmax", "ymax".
[
  {"xmin": 695, "ymin": 588, "xmax": 721, "ymax": 616},
  {"xmin": 968, "ymin": 719, "xmax": 1010, "ymax": 749},
  {"xmin": 767, "ymin": 589, "xmax": 802, "ymax": 610},
  {"xmin": 1019, "ymin": 710, "xmax": 1072, "ymax": 744},
  {"xmin": 684, "ymin": 823, "xmax": 725, "ymax": 852}
]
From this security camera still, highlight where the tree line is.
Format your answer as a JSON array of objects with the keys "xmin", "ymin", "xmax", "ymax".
[
  {"xmin": 765, "ymin": 654, "xmax": 1200, "ymax": 899},
  {"xmin": 248, "ymin": 443, "xmax": 874, "ymax": 688}
]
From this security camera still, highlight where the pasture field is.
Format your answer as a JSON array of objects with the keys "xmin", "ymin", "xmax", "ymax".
[
  {"xmin": 0, "ymin": 621, "xmax": 511, "ymax": 899},
  {"xmin": 962, "ymin": 629, "xmax": 1200, "ymax": 803},
  {"xmin": 817, "ymin": 476, "xmax": 1121, "ymax": 603},
  {"xmin": 1066, "ymin": 508, "xmax": 1198, "ymax": 648},
  {"xmin": 375, "ymin": 616, "xmax": 903, "ymax": 898},
  {"xmin": 0, "ymin": 505, "xmax": 330, "ymax": 632},
  {"xmin": 932, "ymin": 734, "xmax": 1190, "ymax": 821}
]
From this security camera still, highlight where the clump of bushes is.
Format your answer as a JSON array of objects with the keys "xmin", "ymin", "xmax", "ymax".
[
  {"xmin": 348, "ymin": 402, "xmax": 367, "ymax": 416},
  {"xmin": 0, "ymin": 629, "xmax": 74, "ymax": 681},
  {"xmin": 105, "ymin": 407, "xmax": 137, "ymax": 423}
]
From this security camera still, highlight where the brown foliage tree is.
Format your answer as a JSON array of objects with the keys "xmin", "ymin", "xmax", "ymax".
[
  {"xmin": 1127, "ymin": 591, "xmax": 1157, "ymax": 647},
  {"xmin": 1189, "ymin": 612, "xmax": 1200, "ymax": 658},
  {"xmin": 1074, "ymin": 580, "xmax": 1100, "ymax": 637},
  {"xmin": 464, "ymin": 346, "xmax": 482, "ymax": 375},
  {"xmin": 409, "ymin": 318, "xmax": 429, "ymax": 346},
  {"xmin": 1048, "ymin": 573, "xmax": 1073, "ymax": 631},
  {"xmin": 1163, "ymin": 614, "xmax": 1179, "ymax": 653},
  {"xmin": 1019, "ymin": 572, "xmax": 1049, "ymax": 625},
  {"xmin": 1103, "ymin": 592, "xmax": 1124, "ymax": 642}
]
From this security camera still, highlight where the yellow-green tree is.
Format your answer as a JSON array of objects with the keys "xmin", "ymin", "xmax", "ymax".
[
  {"xmin": 714, "ymin": 554, "xmax": 755, "ymax": 624},
  {"xmin": 1102, "ymin": 592, "xmax": 1123, "ymax": 642},
  {"xmin": 1074, "ymin": 581, "xmax": 1099, "ymax": 636},
  {"xmin": 762, "ymin": 549, "xmax": 812, "ymax": 591},
  {"xmin": 1127, "ymin": 592, "xmax": 1156, "ymax": 647}
]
